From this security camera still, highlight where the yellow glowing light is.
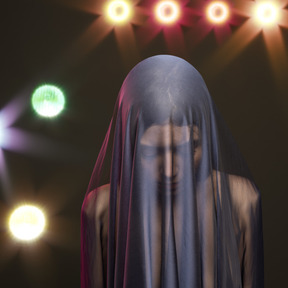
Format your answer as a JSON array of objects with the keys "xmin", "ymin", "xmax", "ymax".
[
  {"xmin": 155, "ymin": 1, "xmax": 180, "ymax": 24},
  {"xmin": 106, "ymin": 0, "xmax": 132, "ymax": 23},
  {"xmin": 9, "ymin": 205, "xmax": 46, "ymax": 241},
  {"xmin": 206, "ymin": 1, "xmax": 230, "ymax": 24},
  {"xmin": 255, "ymin": 2, "xmax": 279, "ymax": 25}
]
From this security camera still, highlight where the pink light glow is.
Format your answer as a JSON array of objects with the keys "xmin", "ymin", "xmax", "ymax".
[
  {"xmin": 206, "ymin": 1, "xmax": 230, "ymax": 24},
  {"xmin": 154, "ymin": 1, "xmax": 181, "ymax": 25}
]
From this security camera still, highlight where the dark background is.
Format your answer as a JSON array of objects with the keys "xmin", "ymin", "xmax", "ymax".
[{"xmin": 0, "ymin": 0, "xmax": 287, "ymax": 287}]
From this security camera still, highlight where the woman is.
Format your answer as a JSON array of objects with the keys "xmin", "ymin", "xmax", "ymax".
[{"xmin": 81, "ymin": 55, "xmax": 264, "ymax": 288}]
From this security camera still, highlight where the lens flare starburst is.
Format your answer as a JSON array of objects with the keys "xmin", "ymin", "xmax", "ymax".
[{"xmin": 201, "ymin": 0, "xmax": 288, "ymax": 93}]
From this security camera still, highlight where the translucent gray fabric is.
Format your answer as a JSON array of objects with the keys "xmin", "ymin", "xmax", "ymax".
[{"xmin": 81, "ymin": 55, "xmax": 264, "ymax": 288}]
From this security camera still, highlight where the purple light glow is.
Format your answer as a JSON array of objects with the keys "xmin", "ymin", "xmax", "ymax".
[
  {"xmin": 0, "ymin": 95, "xmax": 29, "ymax": 129},
  {"xmin": 0, "ymin": 127, "xmax": 60, "ymax": 158}
]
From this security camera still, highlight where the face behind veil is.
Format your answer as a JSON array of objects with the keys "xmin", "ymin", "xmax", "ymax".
[{"xmin": 81, "ymin": 55, "xmax": 264, "ymax": 288}]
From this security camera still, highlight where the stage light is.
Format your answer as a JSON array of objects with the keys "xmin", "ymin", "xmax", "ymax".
[
  {"xmin": 106, "ymin": 0, "xmax": 132, "ymax": 24},
  {"xmin": 9, "ymin": 205, "xmax": 46, "ymax": 241},
  {"xmin": 155, "ymin": 1, "xmax": 180, "ymax": 25},
  {"xmin": 31, "ymin": 84, "xmax": 65, "ymax": 118},
  {"xmin": 255, "ymin": 2, "xmax": 279, "ymax": 25},
  {"xmin": 206, "ymin": 1, "xmax": 230, "ymax": 24}
]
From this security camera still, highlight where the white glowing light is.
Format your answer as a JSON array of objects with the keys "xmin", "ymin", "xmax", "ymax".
[
  {"xmin": 206, "ymin": 1, "xmax": 230, "ymax": 24},
  {"xmin": 106, "ymin": 0, "xmax": 132, "ymax": 23},
  {"xmin": 9, "ymin": 205, "xmax": 46, "ymax": 241},
  {"xmin": 155, "ymin": 1, "xmax": 180, "ymax": 24},
  {"xmin": 255, "ymin": 2, "xmax": 279, "ymax": 25}
]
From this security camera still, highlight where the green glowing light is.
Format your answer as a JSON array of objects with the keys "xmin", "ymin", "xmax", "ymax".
[{"xmin": 32, "ymin": 84, "xmax": 65, "ymax": 117}]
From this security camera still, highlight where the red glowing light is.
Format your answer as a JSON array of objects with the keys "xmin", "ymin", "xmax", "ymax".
[
  {"xmin": 155, "ymin": 1, "xmax": 180, "ymax": 25},
  {"xmin": 206, "ymin": 1, "xmax": 230, "ymax": 24}
]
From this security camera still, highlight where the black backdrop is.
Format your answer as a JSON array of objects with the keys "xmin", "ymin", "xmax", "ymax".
[{"xmin": 1, "ymin": 1, "xmax": 288, "ymax": 287}]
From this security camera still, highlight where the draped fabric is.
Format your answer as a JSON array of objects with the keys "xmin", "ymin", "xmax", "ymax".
[{"xmin": 81, "ymin": 55, "xmax": 264, "ymax": 288}]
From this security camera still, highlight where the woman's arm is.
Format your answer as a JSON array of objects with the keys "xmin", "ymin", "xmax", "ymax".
[
  {"xmin": 81, "ymin": 185, "xmax": 110, "ymax": 288},
  {"xmin": 229, "ymin": 176, "xmax": 264, "ymax": 288}
]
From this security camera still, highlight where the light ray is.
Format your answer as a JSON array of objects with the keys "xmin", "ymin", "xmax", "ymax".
[
  {"xmin": 0, "ymin": 94, "xmax": 29, "ymax": 129},
  {"xmin": 135, "ymin": 0, "xmax": 190, "ymax": 54},
  {"xmin": 0, "ymin": 94, "xmax": 30, "ymax": 202},
  {"xmin": 115, "ymin": 25, "xmax": 141, "ymax": 70},
  {"xmin": 0, "ymin": 127, "xmax": 85, "ymax": 162},
  {"xmin": 47, "ymin": 0, "xmax": 103, "ymax": 15},
  {"xmin": 201, "ymin": 0, "xmax": 288, "ymax": 82},
  {"xmin": 65, "ymin": 17, "xmax": 113, "ymax": 65},
  {"xmin": 263, "ymin": 25, "xmax": 288, "ymax": 94},
  {"xmin": 278, "ymin": 6, "xmax": 288, "ymax": 28},
  {"xmin": 185, "ymin": 1, "xmax": 237, "ymax": 46},
  {"xmin": 112, "ymin": 3, "xmax": 147, "ymax": 69},
  {"xmin": 163, "ymin": 25, "xmax": 188, "ymax": 57},
  {"xmin": 200, "ymin": 19, "xmax": 261, "ymax": 78},
  {"xmin": 62, "ymin": 1, "xmax": 146, "ymax": 70}
]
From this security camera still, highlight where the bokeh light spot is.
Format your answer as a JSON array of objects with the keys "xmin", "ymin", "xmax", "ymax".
[
  {"xmin": 106, "ymin": 0, "xmax": 132, "ymax": 24},
  {"xmin": 206, "ymin": 1, "xmax": 230, "ymax": 24},
  {"xmin": 9, "ymin": 205, "xmax": 46, "ymax": 241},
  {"xmin": 155, "ymin": 1, "xmax": 180, "ymax": 24},
  {"xmin": 32, "ymin": 85, "xmax": 65, "ymax": 117},
  {"xmin": 255, "ymin": 2, "xmax": 279, "ymax": 25}
]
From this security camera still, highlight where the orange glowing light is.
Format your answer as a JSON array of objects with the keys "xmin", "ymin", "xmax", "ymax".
[
  {"xmin": 105, "ymin": 0, "xmax": 132, "ymax": 24},
  {"xmin": 155, "ymin": 1, "xmax": 180, "ymax": 24},
  {"xmin": 206, "ymin": 1, "xmax": 230, "ymax": 24}
]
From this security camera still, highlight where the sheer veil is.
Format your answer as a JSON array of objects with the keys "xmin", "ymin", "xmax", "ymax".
[{"xmin": 81, "ymin": 55, "xmax": 264, "ymax": 288}]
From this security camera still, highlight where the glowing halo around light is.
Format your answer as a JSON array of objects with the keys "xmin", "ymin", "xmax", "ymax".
[
  {"xmin": 206, "ymin": 1, "xmax": 230, "ymax": 24},
  {"xmin": 32, "ymin": 84, "xmax": 65, "ymax": 117},
  {"xmin": 106, "ymin": 0, "xmax": 132, "ymax": 24},
  {"xmin": 9, "ymin": 205, "xmax": 46, "ymax": 241},
  {"xmin": 255, "ymin": 2, "xmax": 279, "ymax": 25},
  {"xmin": 155, "ymin": 1, "xmax": 180, "ymax": 25}
]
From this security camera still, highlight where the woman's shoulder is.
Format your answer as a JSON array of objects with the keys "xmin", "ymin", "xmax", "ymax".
[
  {"xmin": 219, "ymin": 172, "xmax": 261, "ymax": 214},
  {"xmin": 83, "ymin": 184, "xmax": 110, "ymax": 220},
  {"xmin": 228, "ymin": 174, "xmax": 260, "ymax": 202},
  {"xmin": 211, "ymin": 170, "xmax": 260, "ymax": 208}
]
